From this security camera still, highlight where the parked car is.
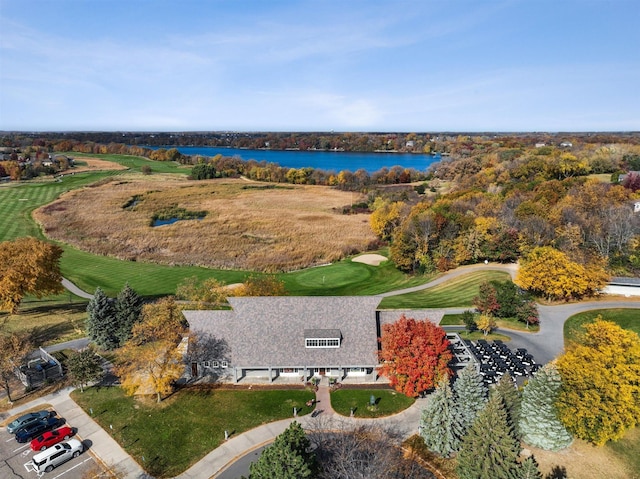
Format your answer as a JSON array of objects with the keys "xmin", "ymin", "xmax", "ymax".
[
  {"xmin": 30, "ymin": 426, "xmax": 75, "ymax": 451},
  {"xmin": 15, "ymin": 417, "xmax": 63, "ymax": 443},
  {"xmin": 7, "ymin": 410, "xmax": 55, "ymax": 434},
  {"xmin": 31, "ymin": 439, "xmax": 84, "ymax": 473}
]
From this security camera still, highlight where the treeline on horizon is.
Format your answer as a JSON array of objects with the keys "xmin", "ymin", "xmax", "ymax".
[{"xmin": 3, "ymin": 130, "xmax": 640, "ymax": 153}]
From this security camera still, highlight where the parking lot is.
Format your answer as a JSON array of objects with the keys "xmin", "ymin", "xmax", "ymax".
[{"xmin": 0, "ymin": 410, "xmax": 99, "ymax": 479}]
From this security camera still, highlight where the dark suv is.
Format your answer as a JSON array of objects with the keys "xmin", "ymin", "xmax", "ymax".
[
  {"xmin": 7, "ymin": 410, "xmax": 55, "ymax": 434},
  {"xmin": 15, "ymin": 417, "xmax": 64, "ymax": 443}
]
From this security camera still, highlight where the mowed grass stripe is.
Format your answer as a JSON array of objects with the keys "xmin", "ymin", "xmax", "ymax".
[
  {"xmin": 65, "ymin": 152, "xmax": 191, "ymax": 175},
  {"xmin": 378, "ymin": 270, "xmax": 511, "ymax": 309},
  {"xmin": 61, "ymin": 245, "xmax": 249, "ymax": 297},
  {"xmin": 0, "ymin": 171, "xmax": 120, "ymax": 242}
]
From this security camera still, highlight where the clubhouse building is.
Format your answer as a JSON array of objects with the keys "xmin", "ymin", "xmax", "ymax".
[{"xmin": 183, "ymin": 296, "xmax": 444, "ymax": 383}]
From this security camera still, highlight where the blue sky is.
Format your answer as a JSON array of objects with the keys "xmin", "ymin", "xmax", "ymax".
[{"xmin": 1, "ymin": 0, "xmax": 639, "ymax": 132}]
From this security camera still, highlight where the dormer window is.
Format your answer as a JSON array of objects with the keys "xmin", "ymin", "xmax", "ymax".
[{"xmin": 305, "ymin": 329, "xmax": 341, "ymax": 348}]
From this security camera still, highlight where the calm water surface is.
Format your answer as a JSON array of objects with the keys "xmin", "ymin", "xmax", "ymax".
[{"xmin": 160, "ymin": 146, "xmax": 441, "ymax": 173}]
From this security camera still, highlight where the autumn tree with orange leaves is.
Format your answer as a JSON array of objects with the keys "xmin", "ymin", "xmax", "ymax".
[
  {"xmin": 0, "ymin": 237, "xmax": 64, "ymax": 314},
  {"xmin": 378, "ymin": 315, "xmax": 452, "ymax": 397}
]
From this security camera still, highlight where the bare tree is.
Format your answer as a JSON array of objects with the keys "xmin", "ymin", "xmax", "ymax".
[{"xmin": 305, "ymin": 417, "xmax": 434, "ymax": 479}]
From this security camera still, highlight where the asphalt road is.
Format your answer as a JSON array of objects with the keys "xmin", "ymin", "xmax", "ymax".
[{"xmin": 215, "ymin": 444, "xmax": 268, "ymax": 479}]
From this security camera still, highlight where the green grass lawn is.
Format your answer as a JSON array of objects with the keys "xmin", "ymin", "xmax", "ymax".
[
  {"xmin": 330, "ymin": 388, "xmax": 415, "ymax": 418},
  {"xmin": 564, "ymin": 309, "xmax": 640, "ymax": 345},
  {"xmin": 283, "ymin": 255, "xmax": 432, "ymax": 296},
  {"xmin": 61, "ymin": 152, "xmax": 192, "ymax": 175},
  {"xmin": 60, "ymin": 244, "xmax": 249, "ymax": 297},
  {"xmin": 71, "ymin": 386, "xmax": 315, "ymax": 478},
  {"xmin": 378, "ymin": 270, "xmax": 511, "ymax": 309},
  {"xmin": 1, "ymin": 294, "xmax": 89, "ymax": 344},
  {"xmin": 0, "ymin": 171, "xmax": 121, "ymax": 242}
]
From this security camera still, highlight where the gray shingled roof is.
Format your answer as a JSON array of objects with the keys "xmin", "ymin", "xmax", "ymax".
[
  {"xmin": 183, "ymin": 296, "xmax": 384, "ymax": 368},
  {"xmin": 304, "ymin": 329, "xmax": 341, "ymax": 339}
]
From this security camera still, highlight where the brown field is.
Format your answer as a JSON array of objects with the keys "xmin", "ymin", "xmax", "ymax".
[
  {"xmin": 34, "ymin": 177, "xmax": 377, "ymax": 272},
  {"xmin": 70, "ymin": 157, "xmax": 130, "ymax": 172}
]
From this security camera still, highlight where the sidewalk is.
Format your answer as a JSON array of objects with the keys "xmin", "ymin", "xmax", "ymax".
[{"xmin": 2, "ymin": 387, "xmax": 148, "ymax": 479}]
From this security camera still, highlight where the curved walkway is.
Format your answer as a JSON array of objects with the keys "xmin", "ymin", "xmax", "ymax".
[{"xmin": 62, "ymin": 277, "xmax": 94, "ymax": 299}]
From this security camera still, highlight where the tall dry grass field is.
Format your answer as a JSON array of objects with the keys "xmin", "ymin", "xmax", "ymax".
[{"xmin": 34, "ymin": 177, "xmax": 377, "ymax": 272}]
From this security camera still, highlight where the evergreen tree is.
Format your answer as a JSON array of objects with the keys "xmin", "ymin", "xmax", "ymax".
[
  {"xmin": 114, "ymin": 283, "xmax": 143, "ymax": 346},
  {"xmin": 520, "ymin": 363, "xmax": 572, "ymax": 451},
  {"xmin": 247, "ymin": 421, "xmax": 315, "ymax": 479},
  {"xmin": 457, "ymin": 394, "xmax": 521, "ymax": 479},
  {"xmin": 492, "ymin": 373, "xmax": 523, "ymax": 439},
  {"xmin": 67, "ymin": 346, "xmax": 104, "ymax": 392},
  {"xmin": 518, "ymin": 456, "xmax": 543, "ymax": 479},
  {"xmin": 461, "ymin": 310, "xmax": 478, "ymax": 332},
  {"xmin": 420, "ymin": 378, "xmax": 463, "ymax": 457},
  {"xmin": 454, "ymin": 363, "xmax": 488, "ymax": 435},
  {"xmin": 86, "ymin": 287, "xmax": 118, "ymax": 350}
]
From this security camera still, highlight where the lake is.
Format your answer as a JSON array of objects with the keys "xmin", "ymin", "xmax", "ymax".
[{"xmin": 156, "ymin": 146, "xmax": 441, "ymax": 173}]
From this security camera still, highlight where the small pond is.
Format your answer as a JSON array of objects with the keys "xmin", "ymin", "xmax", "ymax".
[{"xmin": 152, "ymin": 217, "xmax": 204, "ymax": 227}]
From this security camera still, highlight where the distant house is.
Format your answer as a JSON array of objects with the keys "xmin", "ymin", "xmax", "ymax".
[
  {"xmin": 559, "ymin": 141, "xmax": 573, "ymax": 148},
  {"xmin": 535, "ymin": 142, "xmax": 546, "ymax": 148},
  {"xmin": 633, "ymin": 200, "xmax": 640, "ymax": 214},
  {"xmin": 183, "ymin": 296, "xmax": 444, "ymax": 383}
]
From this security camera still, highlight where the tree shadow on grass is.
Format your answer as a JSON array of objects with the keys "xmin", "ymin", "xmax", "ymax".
[{"xmin": 545, "ymin": 465, "xmax": 568, "ymax": 479}]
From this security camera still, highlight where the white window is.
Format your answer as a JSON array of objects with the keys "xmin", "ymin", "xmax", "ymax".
[
  {"xmin": 305, "ymin": 338, "xmax": 340, "ymax": 348},
  {"xmin": 212, "ymin": 361, "xmax": 219, "ymax": 368},
  {"xmin": 221, "ymin": 361, "xmax": 228, "ymax": 368},
  {"xmin": 204, "ymin": 361, "xmax": 211, "ymax": 368}
]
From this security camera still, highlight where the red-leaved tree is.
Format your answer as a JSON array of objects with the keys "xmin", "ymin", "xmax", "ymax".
[{"xmin": 378, "ymin": 315, "xmax": 453, "ymax": 397}]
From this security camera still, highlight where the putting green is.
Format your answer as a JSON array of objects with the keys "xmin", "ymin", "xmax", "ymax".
[{"xmin": 289, "ymin": 261, "xmax": 373, "ymax": 291}]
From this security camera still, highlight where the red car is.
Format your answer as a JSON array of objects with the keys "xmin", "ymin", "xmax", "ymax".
[{"xmin": 30, "ymin": 426, "xmax": 74, "ymax": 451}]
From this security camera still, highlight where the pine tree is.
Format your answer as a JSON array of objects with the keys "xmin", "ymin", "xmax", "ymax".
[
  {"xmin": 114, "ymin": 283, "xmax": 143, "ymax": 346},
  {"xmin": 453, "ymin": 363, "xmax": 488, "ymax": 435},
  {"xmin": 492, "ymin": 373, "xmax": 523, "ymax": 439},
  {"xmin": 518, "ymin": 456, "xmax": 543, "ymax": 479},
  {"xmin": 420, "ymin": 378, "xmax": 463, "ymax": 457},
  {"xmin": 247, "ymin": 421, "xmax": 315, "ymax": 479},
  {"xmin": 520, "ymin": 363, "xmax": 572, "ymax": 451},
  {"xmin": 457, "ymin": 394, "xmax": 521, "ymax": 479},
  {"xmin": 86, "ymin": 287, "xmax": 118, "ymax": 350}
]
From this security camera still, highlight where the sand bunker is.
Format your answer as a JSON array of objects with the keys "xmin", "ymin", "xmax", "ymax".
[{"xmin": 352, "ymin": 254, "xmax": 387, "ymax": 266}]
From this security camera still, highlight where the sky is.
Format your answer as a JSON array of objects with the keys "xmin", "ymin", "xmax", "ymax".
[{"xmin": 1, "ymin": 0, "xmax": 639, "ymax": 132}]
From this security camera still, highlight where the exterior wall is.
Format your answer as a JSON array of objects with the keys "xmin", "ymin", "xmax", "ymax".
[{"xmin": 228, "ymin": 365, "xmax": 379, "ymax": 383}]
